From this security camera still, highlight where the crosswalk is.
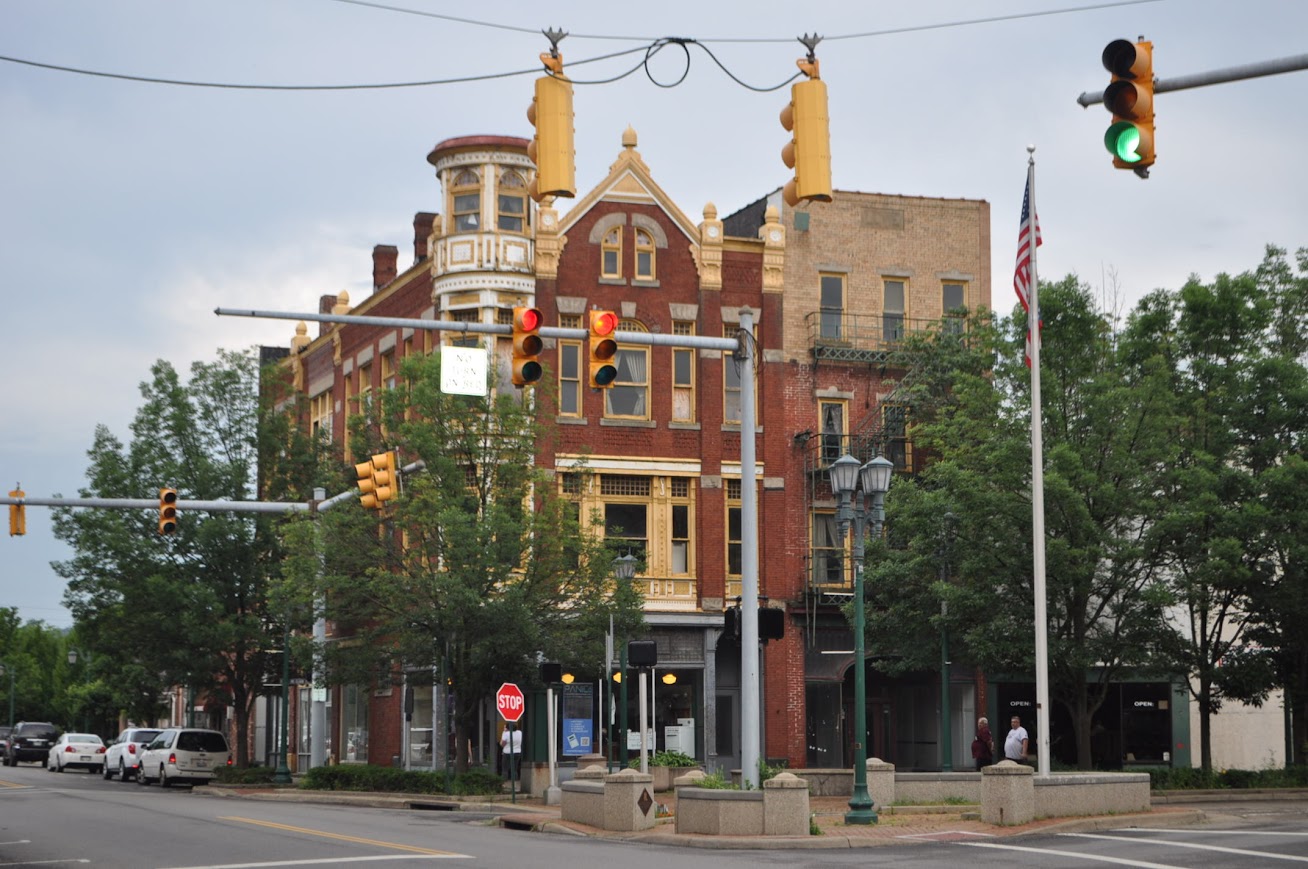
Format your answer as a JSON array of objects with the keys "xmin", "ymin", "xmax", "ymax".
[{"xmin": 957, "ymin": 828, "xmax": 1308, "ymax": 867}]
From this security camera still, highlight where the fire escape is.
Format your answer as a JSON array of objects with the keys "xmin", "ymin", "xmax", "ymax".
[{"xmin": 798, "ymin": 311, "xmax": 941, "ymax": 641}]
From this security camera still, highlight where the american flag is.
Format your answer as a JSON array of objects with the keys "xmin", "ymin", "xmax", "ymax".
[{"xmin": 1014, "ymin": 173, "xmax": 1042, "ymax": 366}]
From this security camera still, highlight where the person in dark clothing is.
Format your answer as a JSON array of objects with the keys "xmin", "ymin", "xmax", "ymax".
[{"xmin": 972, "ymin": 716, "xmax": 995, "ymax": 769}]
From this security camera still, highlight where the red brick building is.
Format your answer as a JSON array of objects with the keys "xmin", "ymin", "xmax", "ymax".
[{"xmin": 274, "ymin": 128, "xmax": 990, "ymax": 774}]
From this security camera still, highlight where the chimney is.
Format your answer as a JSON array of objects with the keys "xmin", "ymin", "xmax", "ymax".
[
  {"xmin": 413, "ymin": 212, "xmax": 437, "ymax": 263},
  {"xmin": 318, "ymin": 294, "xmax": 337, "ymax": 337},
  {"xmin": 372, "ymin": 244, "xmax": 398, "ymax": 290}
]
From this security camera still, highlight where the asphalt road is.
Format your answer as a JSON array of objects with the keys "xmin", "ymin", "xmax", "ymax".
[{"xmin": 4, "ymin": 761, "xmax": 1308, "ymax": 868}]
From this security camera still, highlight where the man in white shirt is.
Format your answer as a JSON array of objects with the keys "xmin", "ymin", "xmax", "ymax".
[
  {"xmin": 1004, "ymin": 715, "xmax": 1030, "ymax": 763},
  {"xmin": 500, "ymin": 725, "xmax": 523, "ymax": 781}
]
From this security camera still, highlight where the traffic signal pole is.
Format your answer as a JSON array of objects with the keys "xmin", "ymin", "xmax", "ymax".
[
  {"xmin": 1077, "ymin": 52, "xmax": 1308, "ymax": 106},
  {"xmin": 214, "ymin": 303, "xmax": 767, "ymax": 787}
]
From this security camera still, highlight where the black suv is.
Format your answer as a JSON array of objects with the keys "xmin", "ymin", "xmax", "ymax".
[{"xmin": 5, "ymin": 722, "xmax": 59, "ymax": 766}]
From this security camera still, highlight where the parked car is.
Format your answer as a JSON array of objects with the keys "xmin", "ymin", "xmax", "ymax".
[
  {"xmin": 102, "ymin": 727, "xmax": 162, "ymax": 781},
  {"xmin": 5, "ymin": 722, "xmax": 59, "ymax": 766},
  {"xmin": 46, "ymin": 732, "xmax": 106, "ymax": 773},
  {"xmin": 137, "ymin": 728, "xmax": 231, "ymax": 787}
]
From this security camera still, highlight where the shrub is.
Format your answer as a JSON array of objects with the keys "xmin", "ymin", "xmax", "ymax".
[
  {"xmin": 212, "ymin": 766, "xmax": 276, "ymax": 785},
  {"xmin": 691, "ymin": 771, "xmax": 737, "ymax": 790},
  {"xmin": 628, "ymin": 750, "xmax": 697, "ymax": 769},
  {"xmin": 299, "ymin": 763, "xmax": 503, "ymax": 796}
]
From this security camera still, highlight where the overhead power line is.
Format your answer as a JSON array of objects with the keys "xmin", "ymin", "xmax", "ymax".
[{"xmin": 1, "ymin": 0, "xmax": 1166, "ymax": 92}]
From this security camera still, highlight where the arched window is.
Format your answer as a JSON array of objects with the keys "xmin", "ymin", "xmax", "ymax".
[
  {"xmin": 451, "ymin": 169, "xmax": 481, "ymax": 232},
  {"xmin": 635, "ymin": 228, "xmax": 655, "ymax": 280},
  {"xmin": 498, "ymin": 171, "xmax": 527, "ymax": 233},
  {"xmin": 601, "ymin": 227, "xmax": 622, "ymax": 278}
]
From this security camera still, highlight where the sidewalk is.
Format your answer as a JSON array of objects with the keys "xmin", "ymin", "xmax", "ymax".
[{"xmin": 206, "ymin": 785, "xmax": 1210, "ymax": 849}]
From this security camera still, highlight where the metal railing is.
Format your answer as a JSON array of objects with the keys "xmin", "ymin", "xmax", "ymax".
[{"xmin": 805, "ymin": 312, "xmax": 964, "ymax": 361}]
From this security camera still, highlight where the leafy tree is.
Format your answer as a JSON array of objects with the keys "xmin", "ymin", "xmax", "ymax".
[
  {"xmin": 302, "ymin": 352, "xmax": 643, "ymax": 772},
  {"xmin": 1240, "ymin": 246, "xmax": 1308, "ymax": 765},
  {"xmin": 865, "ymin": 277, "xmax": 1177, "ymax": 768},
  {"xmin": 54, "ymin": 349, "xmax": 296, "ymax": 763}
]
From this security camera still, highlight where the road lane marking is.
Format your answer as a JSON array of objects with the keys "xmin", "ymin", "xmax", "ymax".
[
  {"xmin": 1128, "ymin": 828, "xmax": 1308, "ymax": 837},
  {"xmin": 1064, "ymin": 831, "xmax": 1308, "ymax": 862},
  {"xmin": 218, "ymin": 817, "xmax": 468, "ymax": 858},
  {"xmin": 158, "ymin": 858, "xmax": 459, "ymax": 869},
  {"xmin": 960, "ymin": 840, "xmax": 1185, "ymax": 867},
  {"xmin": 0, "ymin": 780, "xmax": 29, "ymax": 789}
]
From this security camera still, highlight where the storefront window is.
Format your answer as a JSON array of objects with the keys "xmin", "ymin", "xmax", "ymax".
[{"xmin": 343, "ymin": 684, "xmax": 369, "ymax": 763}]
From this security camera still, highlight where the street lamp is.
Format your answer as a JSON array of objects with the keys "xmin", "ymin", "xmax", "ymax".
[
  {"xmin": 273, "ymin": 621, "xmax": 293, "ymax": 784},
  {"xmin": 938, "ymin": 512, "xmax": 957, "ymax": 773},
  {"xmin": 829, "ymin": 452, "xmax": 893, "ymax": 826},
  {"xmin": 67, "ymin": 648, "xmax": 90, "ymax": 732},
  {"xmin": 613, "ymin": 553, "xmax": 637, "ymax": 769},
  {"xmin": 0, "ymin": 661, "xmax": 14, "ymax": 728}
]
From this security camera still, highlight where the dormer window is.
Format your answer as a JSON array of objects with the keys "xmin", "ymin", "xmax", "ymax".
[
  {"xmin": 452, "ymin": 169, "xmax": 481, "ymax": 232},
  {"xmin": 498, "ymin": 171, "xmax": 527, "ymax": 233},
  {"xmin": 601, "ymin": 227, "xmax": 622, "ymax": 278}
]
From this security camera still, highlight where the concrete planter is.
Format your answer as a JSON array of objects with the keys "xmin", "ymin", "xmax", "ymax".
[
  {"xmin": 674, "ymin": 771, "xmax": 810, "ymax": 837},
  {"xmin": 646, "ymin": 764, "xmax": 703, "ymax": 792}
]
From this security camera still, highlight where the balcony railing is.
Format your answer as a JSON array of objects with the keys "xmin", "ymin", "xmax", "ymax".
[{"xmin": 806, "ymin": 312, "xmax": 964, "ymax": 362}]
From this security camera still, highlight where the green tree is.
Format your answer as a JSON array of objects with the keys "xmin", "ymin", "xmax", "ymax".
[
  {"xmin": 54, "ymin": 348, "xmax": 294, "ymax": 764},
  {"xmin": 303, "ymin": 352, "xmax": 642, "ymax": 772},
  {"xmin": 1240, "ymin": 246, "xmax": 1308, "ymax": 765},
  {"xmin": 865, "ymin": 277, "xmax": 1177, "ymax": 768}
]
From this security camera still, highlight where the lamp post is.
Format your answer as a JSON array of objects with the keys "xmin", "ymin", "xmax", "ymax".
[
  {"xmin": 0, "ymin": 661, "xmax": 14, "ymax": 728},
  {"xmin": 273, "ymin": 621, "xmax": 293, "ymax": 784},
  {"xmin": 938, "ymin": 512, "xmax": 957, "ymax": 773},
  {"xmin": 613, "ymin": 553, "xmax": 637, "ymax": 768},
  {"xmin": 829, "ymin": 453, "xmax": 893, "ymax": 826},
  {"xmin": 67, "ymin": 648, "xmax": 90, "ymax": 732}
]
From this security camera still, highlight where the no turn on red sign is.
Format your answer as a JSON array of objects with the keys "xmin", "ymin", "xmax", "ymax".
[{"xmin": 496, "ymin": 682, "xmax": 525, "ymax": 723}]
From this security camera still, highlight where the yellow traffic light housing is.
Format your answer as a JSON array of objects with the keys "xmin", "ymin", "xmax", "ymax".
[
  {"xmin": 8, "ymin": 486, "xmax": 24, "ymax": 537},
  {"xmin": 1102, "ymin": 38, "xmax": 1155, "ymax": 176},
  {"xmin": 511, "ymin": 306, "xmax": 544, "ymax": 387},
  {"xmin": 588, "ymin": 310, "xmax": 619, "ymax": 388},
  {"xmin": 371, "ymin": 451, "xmax": 397, "ymax": 505},
  {"xmin": 527, "ymin": 52, "xmax": 576, "ymax": 203},
  {"xmin": 780, "ymin": 57, "xmax": 832, "ymax": 207},
  {"xmin": 356, "ymin": 451, "xmax": 398, "ymax": 510},
  {"xmin": 158, "ymin": 488, "xmax": 178, "ymax": 535}
]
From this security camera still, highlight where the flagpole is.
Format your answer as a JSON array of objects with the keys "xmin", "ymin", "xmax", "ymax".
[{"xmin": 1026, "ymin": 145, "xmax": 1051, "ymax": 777}]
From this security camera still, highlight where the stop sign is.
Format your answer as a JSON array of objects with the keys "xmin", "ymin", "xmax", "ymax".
[{"xmin": 496, "ymin": 682, "xmax": 525, "ymax": 723}]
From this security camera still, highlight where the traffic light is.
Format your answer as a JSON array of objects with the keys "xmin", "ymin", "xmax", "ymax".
[
  {"xmin": 158, "ymin": 488, "xmax": 178, "ymax": 535},
  {"xmin": 511, "ymin": 306, "xmax": 544, "ymax": 387},
  {"xmin": 8, "ymin": 487, "xmax": 24, "ymax": 537},
  {"xmin": 1102, "ymin": 38, "xmax": 1155, "ymax": 175},
  {"xmin": 355, "ymin": 451, "xmax": 398, "ymax": 510},
  {"xmin": 527, "ymin": 52, "xmax": 575, "ymax": 202},
  {"xmin": 588, "ymin": 310, "xmax": 619, "ymax": 388},
  {"xmin": 779, "ymin": 57, "xmax": 832, "ymax": 207}
]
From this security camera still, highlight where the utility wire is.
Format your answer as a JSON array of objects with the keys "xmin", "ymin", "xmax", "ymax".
[
  {"xmin": 1, "ymin": 0, "xmax": 1165, "ymax": 92},
  {"xmin": 325, "ymin": 0, "xmax": 1165, "ymax": 43}
]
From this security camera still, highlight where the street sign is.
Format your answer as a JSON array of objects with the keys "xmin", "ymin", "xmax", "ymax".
[{"xmin": 496, "ymin": 682, "xmax": 525, "ymax": 723}]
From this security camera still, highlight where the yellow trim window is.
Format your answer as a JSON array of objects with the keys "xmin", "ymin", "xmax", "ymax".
[
  {"xmin": 635, "ymin": 228, "xmax": 655, "ymax": 280},
  {"xmin": 497, "ymin": 171, "xmax": 527, "ymax": 233},
  {"xmin": 451, "ymin": 169, "xmax": 481, "ymax": 232},
  {"xmin": 601, "ymin": 227, "xmax": 622, "ymax": 278},
  {"xmin": 605, "ymin": 320, "xmax": 649, "ymax": 419}
]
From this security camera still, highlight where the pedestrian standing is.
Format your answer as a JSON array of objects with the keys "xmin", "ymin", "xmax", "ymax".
[
  {"xmin": 500, "ymin": 724, "xmax": 523, "ymax": 782},
  {"xmin": 971, "ymin": 716, "xmax": 995, "ymax": 769},
  {"xmin": 1004, "ymin": 715, "xmax": 1030, "ymax": 764}
]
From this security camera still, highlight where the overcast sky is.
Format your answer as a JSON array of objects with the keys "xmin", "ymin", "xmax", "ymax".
[{"xmin": 2, "ymin": 0, "xmax": 1305, "ymax": 628}]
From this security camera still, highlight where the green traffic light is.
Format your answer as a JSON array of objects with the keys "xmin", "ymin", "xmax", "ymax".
[{"xmin": 1105, "ymin": 121, "xmax": 1143, "ymax": 163}]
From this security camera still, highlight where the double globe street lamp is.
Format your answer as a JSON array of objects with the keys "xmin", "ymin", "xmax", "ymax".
[{"xmin": 828, "ymin": 453, "xmax": 893, "ymax": 826}]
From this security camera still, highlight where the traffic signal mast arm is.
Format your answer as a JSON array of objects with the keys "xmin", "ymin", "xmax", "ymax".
[
  {"xmin": 215, "ymin": 307, "xmax": 742, "ymax": 353},
  {"xmin": 1077, "ymin": 51, "xmax": 1308, "ymax": 107}
]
